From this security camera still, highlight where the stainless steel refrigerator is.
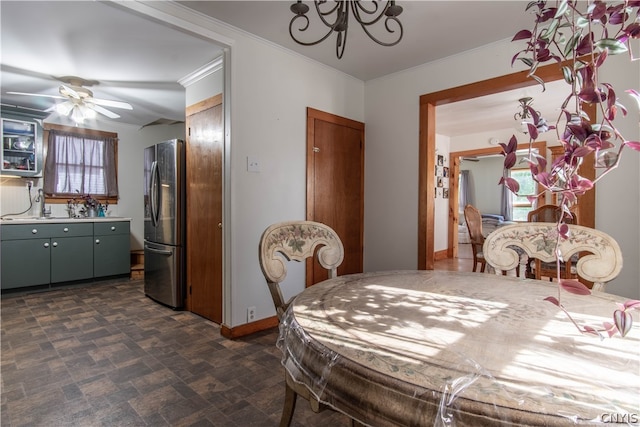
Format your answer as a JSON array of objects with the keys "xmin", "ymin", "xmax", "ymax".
[{"xmin": 143, "ymin": 139, "xmax": 185, "ymax": 309}]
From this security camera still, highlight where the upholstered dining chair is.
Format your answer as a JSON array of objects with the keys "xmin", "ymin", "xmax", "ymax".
[
  {"xmin": 483, "ymin": 223, "xmax": 623, "ymax": 292},
  {"xmin": 259, "ymin": 220, "xmax": 348, "ymax": 427},
  {"xmin": 463, "ymin": 205, "xmax": 486, "ymax": 273},
  {"xmin": 527, "ymin": 205, "xmax": 578, "ymax": 280}
]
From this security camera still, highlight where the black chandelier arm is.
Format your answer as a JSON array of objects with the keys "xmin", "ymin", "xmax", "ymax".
[
  {"xmin": 289, "ymin": 0, "xmax": 404, "ymax": 58},
  {"xmin": 360, "ymin": 16, "xmax": 403, "ymax": 47},
  {"xmin": 289, "ymin": 13, "xmax": 336, "ymax": 47}
]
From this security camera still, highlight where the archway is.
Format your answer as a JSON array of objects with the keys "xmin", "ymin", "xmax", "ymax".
[{"xmin": 418, "ymin": 64, "xmax": 596, "ymax": 269}]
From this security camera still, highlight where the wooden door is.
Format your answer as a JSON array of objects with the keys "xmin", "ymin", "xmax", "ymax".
[
  {"xmin": 306, "ymin": 107, "xmax": 364, "ymax": 286},
  {"xmin": 185, "ymin": 94, "xmax": 223, "ymax": 323}
]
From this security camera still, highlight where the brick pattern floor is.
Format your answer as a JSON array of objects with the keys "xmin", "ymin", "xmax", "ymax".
[{"xmin": 0, "ymin": 280, "xmax": 350, "ymax": 427}]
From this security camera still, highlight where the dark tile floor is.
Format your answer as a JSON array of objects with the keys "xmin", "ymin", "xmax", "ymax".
[{"xmin": 0, "ymin": 280, "xmax": 350, "ymax": 427}]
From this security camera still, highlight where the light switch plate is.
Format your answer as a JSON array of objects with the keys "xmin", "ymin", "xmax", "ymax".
[{"xmin": 247, "ymin": 156, "xmax": 260, "ymax": 172}]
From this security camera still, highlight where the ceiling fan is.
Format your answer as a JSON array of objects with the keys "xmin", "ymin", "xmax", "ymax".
[{"xmin": 6, "ymin": 76, "xmax": 132, "ymax": 123}]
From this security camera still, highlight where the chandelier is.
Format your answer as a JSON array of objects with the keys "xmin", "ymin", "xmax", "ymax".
[{"xmin": 289, "ymin": 1, "xmax": 404, "ymax": 59}]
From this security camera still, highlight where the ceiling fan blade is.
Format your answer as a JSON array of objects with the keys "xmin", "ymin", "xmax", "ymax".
[
  {"xmin": 6, "ymin": 91, "xmax": 65, "ymax": 100},
  {"xmin": 86, "ymin": 98, "xmax": 132, "ymax": 110},
  {"xmin": 89, "ymin": 104, "xmax": 121, "ymax": 119}
]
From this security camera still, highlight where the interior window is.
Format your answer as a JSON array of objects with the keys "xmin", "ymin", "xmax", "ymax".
[
  {"xmin": 511, "ymin": 168, "xmax": 535, "ymax": 221},
  {"xmin": 43, "ymin": 125, "xmax": 118, "ymax": 202}
]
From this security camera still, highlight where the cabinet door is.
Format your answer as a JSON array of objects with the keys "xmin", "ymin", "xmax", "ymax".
[
  {"xmin": 1, "ymin": 115, "xmax": 42, "ymax": 177},
  {"xmin": 1, "ymin": 239, "xmax": 51, "ymax": 289},
  {"xmin": 94, "ymin": 234, "xmax": 130, "ymax": 277},
  {"xmin": 50, "ymin": 236, "xmax": 94, "ymax": 283}
]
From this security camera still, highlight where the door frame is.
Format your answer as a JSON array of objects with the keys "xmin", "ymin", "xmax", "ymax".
[
  {"xmin": 306, "ymin": 107, "xmax": 365, "ymax": 285},
  {"xmin": 418, "ymin": 63, "xmax": 596, "ymax": 269}
]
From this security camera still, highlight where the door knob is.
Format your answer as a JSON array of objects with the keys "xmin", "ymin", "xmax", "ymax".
[{"xmin": 217, "ymin": 222, "xmax": 222, "ymax": 229}]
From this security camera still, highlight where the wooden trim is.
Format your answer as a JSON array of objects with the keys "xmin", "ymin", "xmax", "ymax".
[
  {"xmin": 418, "ymin": 102, "xmax": 435, "ymax": 270},
  {"xmin": 219, "ymin": 316, "xmax": 279, "ymax": 339},
  {"xmin": 185, "ymin": 93, "xmax": 223, "ymax": 116},
  {"xmin": 419, "ymin": 61, "xmax": 596, "ymax": 270},
  {"xmin": 305, "ymin": 107, "xmax": 365, "ymax": 285},
  {"xmin": 307, "ymin": 107, "xmax": 365, "ymax": 131},
  {"xmin": 434, "ymin": 249, "xmax": 449, "ymax": 261}
]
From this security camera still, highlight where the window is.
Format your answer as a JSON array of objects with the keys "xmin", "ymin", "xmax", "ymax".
[
  {"xmin": 43, "ymin": 125, "xmax": 118, "ymax": 202},
  {"xmin": 510, "ymin": 168, "xmax": 536, "ymax": 221}
]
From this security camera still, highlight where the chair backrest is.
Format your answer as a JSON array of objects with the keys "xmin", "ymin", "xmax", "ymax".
[
  {"xmin": 483, "ymin": 223, "xmax": 622, "ymax": 292},
  {"xmin": 528, "ymin": 204, "xmax": 577, "ymax": 224},
  {"xmin": 258, "ymin": 220, "xmax": 344, "ymax": 319},
  {"xmin": 463, "ymin": 205, "xmax": 484, "ymax": 246}
]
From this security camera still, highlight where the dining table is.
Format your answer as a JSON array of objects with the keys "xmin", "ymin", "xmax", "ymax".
[{"xmin": 277, "ymin": 270, "xmax": 640, "ymax": 426}]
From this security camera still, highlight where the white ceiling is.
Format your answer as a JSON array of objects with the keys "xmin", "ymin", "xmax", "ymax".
[
  {"xmin": 0, "ymin": 1, "xmax": 223, "ymax": 128},
  {"xmin": 0, "ymin": 0, "xmax": 563, "ymax": 136}
]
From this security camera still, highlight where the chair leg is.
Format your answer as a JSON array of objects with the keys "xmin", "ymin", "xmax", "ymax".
[
  {"xmin": 472, "ymin": 260, "xmax": 478, "ymax": 272},
  {"xmin": 480, "ymin": 262, "xmax": 486, "ymax": 273},
  {"xmin": 279, "ymin": 382, "xmax": 298, "ymax": 427}
]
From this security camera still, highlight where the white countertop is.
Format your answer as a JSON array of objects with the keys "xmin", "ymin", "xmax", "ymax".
[{"xmin": 0, "ymin": 217, "xmax": 131, "ymax": 224}]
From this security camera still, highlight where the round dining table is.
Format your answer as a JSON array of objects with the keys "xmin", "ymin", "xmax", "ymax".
[{"xmin": 277, "ymin": 270, "xmax": 640, "ymax": 426}]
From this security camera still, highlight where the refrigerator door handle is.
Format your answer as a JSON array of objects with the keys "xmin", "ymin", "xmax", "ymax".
[
  {"xmin": 149, "ymin": 160, "xmax": 160, "ymax": 227},
  {"xmin": 145, "ymin": 244, "xmax": 173, "ymax": 256}
]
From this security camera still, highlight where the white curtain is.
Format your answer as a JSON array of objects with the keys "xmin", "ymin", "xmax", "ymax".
[
  {"xmin": 459, "ymin": 170, "xmax": 472, "ymax": 215},
  {"xmin": 500, "ymin": 171, "xmax": 513, "ymax": 221},
  {"xmin": 44, "ymin": 130, "xmax": 118, "ymax": 197}
]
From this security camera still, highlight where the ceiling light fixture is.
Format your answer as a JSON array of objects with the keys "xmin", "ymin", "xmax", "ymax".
[
  {"xmin": 514, "ymin": 97, "xmax": 540, "ymax": 134},
  {"xmin": 54, "ymin": 85, "xmax": 99, "ymax": 124},
  {"xmin": 289, "ymin": 1, "xmax": 404, "ymax": 59}
]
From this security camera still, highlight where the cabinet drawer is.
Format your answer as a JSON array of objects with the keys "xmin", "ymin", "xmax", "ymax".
[
  {"xmin": 49, "ymin": 222, "xmax": 93, "ymax": 237},
  {"xmin": 94, "ymin": 221, "xmax": 130, "ymax": 235},
  {"xmin": 1, "ymin": 223, "xmax": 56, "ymax": 240}
]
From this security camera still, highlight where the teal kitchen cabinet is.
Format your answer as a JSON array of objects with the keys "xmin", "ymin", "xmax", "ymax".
[
  {"xmin": 1, "ymin": 236, "xmax": 52, "ymax": 289},
  {"xmin": 1, "ymin": 222, "xmax": 94, "ymax": 289},
  {"xmin": 94, "ymin": 221, "xmax": 130, "ymax": 277},
  {"xmin": 50, "ymin": 226, "xmax": 94, "ymax": 284}
]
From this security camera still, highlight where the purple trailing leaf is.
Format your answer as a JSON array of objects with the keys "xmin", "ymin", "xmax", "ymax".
[
  {"xmin": 504, "ymin": 152, "xmax": 517, "ymax": 169},
  {"xmin": 512, "ymin": 29, "xmax": 532, "ymax": 41},
  {"xmin": 559, "ymin": 279, "xmax": 592, "ymax": 295},
  {"xmin": 627, "ymin": 89, "xmax": 640, "ymax": 109},
  {"xmin": 625, "ymin": 141, "xmax": 640, "ymax": 152},
  {"xmin": 503, "ymin": 177, "xmax": 520, "ymax": 193},
  {"xmin": 614, "ymin": 310, "xmax": 633, "ymax": 337},
  {"xmin": 558, "ymin": 223, "xmax": 570, "ymax": 239},
  {"xmin": 623, "ymin": 300, "xmax": 640, "ymax": 310},
  {"xmin": 544, "ymin": 296, "xmax": 560, "ymax": 306}
]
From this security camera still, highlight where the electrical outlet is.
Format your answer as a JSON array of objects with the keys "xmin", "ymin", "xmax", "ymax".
[
  {"xmin": 25, "ymin": 180, "xmax": 33, "ymax": 189},
  {"xmin": 247, "ymin": 306, "xmax": 256, "ymax": 322}
]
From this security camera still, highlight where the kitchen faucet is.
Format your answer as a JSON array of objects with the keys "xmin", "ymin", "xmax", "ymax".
[{"xmin": 36, "ymin": 188, "xmax": 50, "ymax": 218}]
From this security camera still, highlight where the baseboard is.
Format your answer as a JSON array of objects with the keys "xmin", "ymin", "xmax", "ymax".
[
  {"xmin": 434, "ymin": 249, "xmax": 449, "ymax": 261},
  {"xmin": 220, "ymin": 315, "xmax": 279, "ymax": 339}
]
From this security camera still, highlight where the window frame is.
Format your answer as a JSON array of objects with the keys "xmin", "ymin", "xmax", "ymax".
[
  {"xmin": 510, "ymin": 166, "xmax": 537, "ymax": 221},
  {"xmin": 42, "ymin": 124, "xmax": 119, "ymax": 205}
]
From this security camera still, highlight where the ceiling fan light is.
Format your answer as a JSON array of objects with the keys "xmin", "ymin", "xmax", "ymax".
[
  {"xmin": 55, "ymin": 102, "xmax": 73, "ymax": 116},
  {"xmin": 82, "ymin": 106, "xmax": 97, "ymax": 119},
  {"xmin": 71, "ymin": 106, "xmax": 85, "ymax": 124}
]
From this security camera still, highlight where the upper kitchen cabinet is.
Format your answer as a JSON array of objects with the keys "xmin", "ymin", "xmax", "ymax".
[{"xmin": 1, "ymin": 109, "xmax": 45, "ymax": 177}]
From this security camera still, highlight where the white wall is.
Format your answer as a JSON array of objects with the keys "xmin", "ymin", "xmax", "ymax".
[
  {"xmin": 226, "ymin": 28, "xmax": 364, "ymax": 327},
  {"xmin": 365, "ymin": 38, "xmax": 639, "ymax": 300},
  {"xmin": 461, "ymin": 156, "xmax": 504, "ymax": 216}
]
